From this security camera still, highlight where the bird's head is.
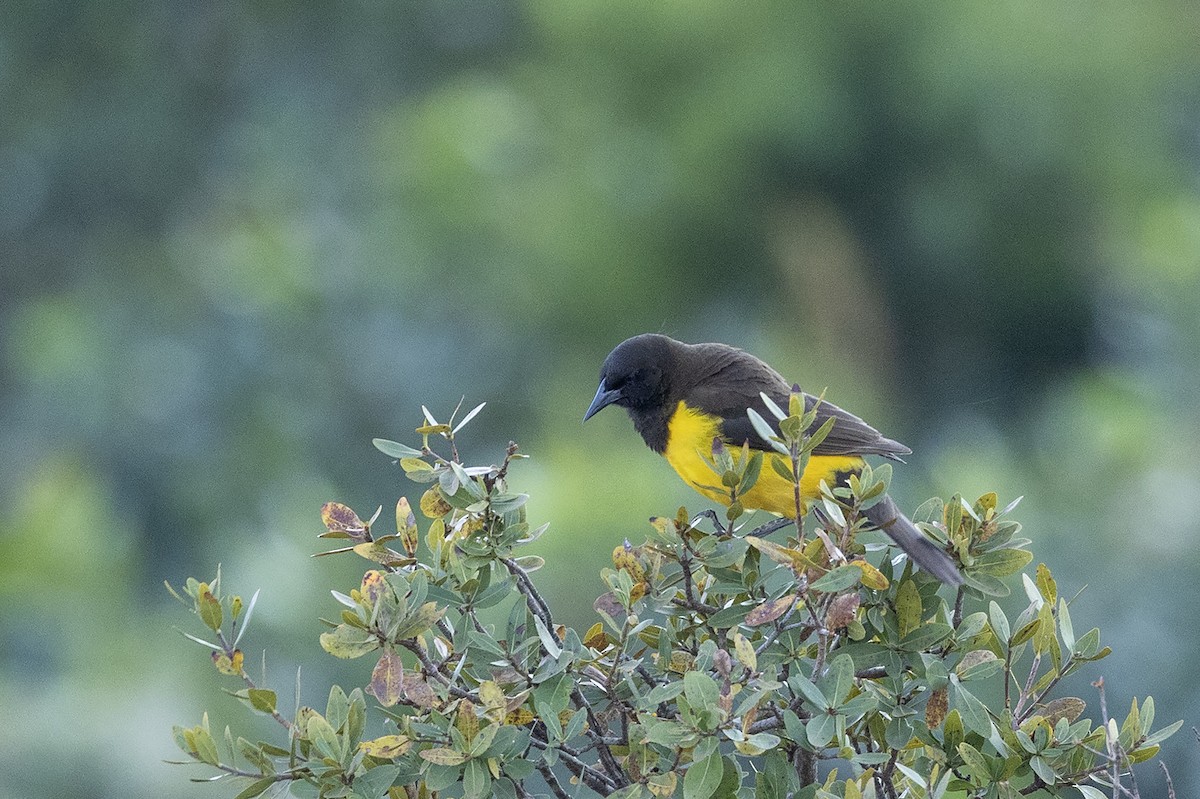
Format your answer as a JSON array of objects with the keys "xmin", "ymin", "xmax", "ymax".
[{"xmin": 583, "ymin": 334, "xmax": 678, "ymax": 421}]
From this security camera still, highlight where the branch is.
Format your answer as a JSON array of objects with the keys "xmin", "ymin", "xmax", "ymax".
[
  {"xmin": 399, "ymin": 640, "xmax": 473, "ymax": 700},
  {"xmin": 571, "ymin": 687, "xmax": 628, "ymax": 787},
  {"xmin": 676, "ymin": 549, "xmax": 720, "ymax": 615},
  {"xmin": 529, "ymin": 730, "xmax": 617, "ymax": 795},
  {"xmin": 216, "ymin": 630, "xmax": 292, "ymax": 731},
  {"xmin": 535, "ymin": 760, "xmax": 572, "ymax": 799},
  {"xmin": 502, "ymin": 557, "xmax": 561, "ymax": 647}
]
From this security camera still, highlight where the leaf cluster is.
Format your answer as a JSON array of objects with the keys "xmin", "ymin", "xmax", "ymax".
[{"xmin": 169, "ymin": 399, "xmax": 1180, "ymax": 799}]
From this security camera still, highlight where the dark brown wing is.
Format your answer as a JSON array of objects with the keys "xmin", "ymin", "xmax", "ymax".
[{"xmin": 679, "ymin": 342, "xmax": 911, "ymax": 460}]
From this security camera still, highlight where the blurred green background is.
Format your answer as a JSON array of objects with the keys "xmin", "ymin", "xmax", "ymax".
[{"xmin": 3, "ymin": 1, "xmax": 1200, "ymax": 796}]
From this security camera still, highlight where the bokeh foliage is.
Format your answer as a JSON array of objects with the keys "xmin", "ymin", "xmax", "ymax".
[{"xmin": 2, "ymin": 1, "xmax": 1200, "ymax": 797}]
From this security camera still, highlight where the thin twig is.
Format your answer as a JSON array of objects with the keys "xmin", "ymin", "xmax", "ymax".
[
  {"xmin": 1013, "ymin": 653, "xmax": 1042, "ymax": 721},
  {"xmin": 399, "ymin": 640, "xmax": 473, "ymax": 699},
  {"xmin": 535, "ymin": 760, "xmax": 572, "ymax": 799},
  {"xmin": 1160, "ymin": 761, "xmax": 1176, "ymax": 799},
  {"xmin": 571, "ymin": 687, "xmax": 627, "ymax": 787},
  {"xmin": 501, "ymin": 557, "xmax": 561, "ymax": 647},
  {"xmin": 216, "ymin": 630, "xmax": 292, "ymax": 731},
  {"xmin": 529, "ymin": 731, "xmax": 617, "ymax": 794},
  {"xmin": 880, "ymin": 749, "xmax": 901, "ymax": 799}
]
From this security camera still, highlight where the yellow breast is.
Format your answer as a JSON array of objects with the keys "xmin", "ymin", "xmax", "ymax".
[{"xmin": 662, "ymin": 400, "xmax": 864, "ymax": 515}]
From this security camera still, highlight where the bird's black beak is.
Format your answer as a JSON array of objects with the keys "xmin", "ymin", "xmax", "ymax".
[{"xmin": 583, "ymin": 380, "xmax": 622, "ymax": 421}]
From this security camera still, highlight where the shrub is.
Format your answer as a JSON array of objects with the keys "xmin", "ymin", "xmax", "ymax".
[{"xmin": 169, "ymin": 399, "xmax": 1180, "ymax": 799}]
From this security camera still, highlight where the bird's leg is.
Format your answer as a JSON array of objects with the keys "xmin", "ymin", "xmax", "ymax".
[
  {"xmin": 690, "ymin": 508, "xmax": 727, "ymax": 536},
  {"xmin": 745, "ymin": 516, "xmax": 795, "ymax": 538}
]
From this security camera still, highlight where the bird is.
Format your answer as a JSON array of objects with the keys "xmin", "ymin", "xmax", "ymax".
[{"xmin": 583, "ymin": 333, "xmax": 963, "ymax": 585}]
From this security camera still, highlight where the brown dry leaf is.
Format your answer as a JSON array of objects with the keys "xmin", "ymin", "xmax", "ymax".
[
  {"xmin": 925, "ymin": 686, "xmax": 948, "ymax": 729},
  {"xmin": 1040, "ymin": 697, "xmax": 1086, "ymax": 725},
  {"xmin": 403, "ymin": 673, "xmax": 438, "ymax": 709},
  {"xmin": 745, "ymin": 594, "xmax": 797, "ymax": 627},
  {"xmin": 826, "ymin": 593, "xmax": 861, "ymax": 630}
]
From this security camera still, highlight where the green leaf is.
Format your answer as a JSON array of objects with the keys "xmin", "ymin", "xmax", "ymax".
[
  {"xmin": 645, "ymin": 719, "xmax": 691, "ymax": 747},
  {"xmin": 233, "ymin": 777, "xmax": 277, "ymax": 799},
  {"xmin": 355, "ymin": 765, "xmax": 401, "ymax": 799},
  {"xmin": 490, "ymin": 493, "xmax": 529, "ymax": 514},
  {"xmin": 1011, "ymin": 618, "xmax": 1041, "ymax": 647},
  {"xmin": 684, "ymin": 750, "xmax": 724, "ymax": 799},
  {"xmin": 1077, "ymin": 787, "xmax": 1110, "ymax": 799},
  {"xmin": 1029, "ymin": 755, "xmax": 1057, "ymax": 785},
  {"xmin": 961, "ymin": 571, "xmax": 1011, "ymax": 597},
  {"xmin": 788, "ymin": 672, "xmax": 830, "ymax": 711},
  {"xmin": 1142, "ymin": 719, "xmax": 1184, "ymax": 747},
  {"xmin": 739, "ymin": 451, "xmax": 763, "ymax": 495},
  {"xmin": 911, "ymin": 497, "xmax": 943, "ymax": 525},
  {"xmin": 684, "ymin": 670, "xmax": 720, "ymax": 709},
  {"xmin": 307, "ymin": 713, "xmax": 341, "ymax": 762},
  {"xmin": 956, "ymin": 742, "xmax": 991, "ymax": 782},
  {"xmin": 1033, "ymin": 601, "xmax": 1056, "ymax": 656},
  {"xmin": 823, "ymin": 654, "xmax": 854, "ymax": 706},
  {"xmin": 900, "ymin": 623, "xmax": 953, "ymax": 651},
  {"xmin": 189, "ymin": 725, "xmax": 220, "ymax": 766},
  {"xmin": 952, "ymin": 681, "xmax": 991, "ymax": 736},
  {"xmin": 1058, "ymin": 597, "xmax": 1075, "ymax": 652},
  {"xmin": 463, "ymin": 758, "xmax": 491, "ymax": 799},
  {"xmin": 320, "ymin": 624, "xmax": 380, "ymax": 659},
  {"xmin": 645, "ymin": 681, "xmax": 686, "ymax": 707},
  {"xmin": 972, "ymin": 548, "xmax": 1033, "ymax": 577},
  {"xmin": 198, "ymin": 585, "xmax": 223, "ymax": 632},
  {"xmin": 806, "ymin": 712, "xmax": 835, "ymax": 748},
  {"xmin": 895, "ymin": 578, "xmax": 922, "ymax": 638},
  {"xmin": 810, "ymin": 564, "xmax": 861, "ymax": 593},
  {"xmin": 373, "ymin": 438, "xmax": 423, "ymax": 458},
  {"xmin": 419, "ymin": 747, "xmax": 468, "ymax": 766},
  {"xmin": 248, "ymin": 689, "xmax": 276, "ymax": 714},
  {"xmin": 988, "ymin": 601, "xmax": 1010, "ymax": 644},
  {"xmin": 1036, "ymin": 562, "xmax": 1057, "ymax": 604}
]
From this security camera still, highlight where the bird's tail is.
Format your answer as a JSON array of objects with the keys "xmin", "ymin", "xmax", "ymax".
[{"xmin": 863, "ymin": 496, "xmax": 963, "ymax": 586}]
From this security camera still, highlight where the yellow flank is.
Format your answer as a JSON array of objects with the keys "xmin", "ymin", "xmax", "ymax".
[{"xmin": 663, "ymin": 400, "xmax": 864, "ymax": 515}]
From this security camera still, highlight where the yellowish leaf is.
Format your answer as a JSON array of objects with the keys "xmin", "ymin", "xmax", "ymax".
[
  {"xmin": 456, "ymin": 699, "xmax": 479, "ymax": 746},
  {"xmin": 647, "ymin": 771, "xmax": 677, "ymax": 797},
  {"xmin": 359, "ymin": 734, "xmax": 411, "ymax": 759},
  {"xmin": 420, "ymin": 487, "xmax": 452, "ymax": 518},
  {"xmin": 321, "ymin": 502, "xmax": 365, "ymax": 534},
  {"xmin": 418, "ymin": 747, "xmax": 467, "ymax": 766},
  {"xmin": 896, "ymin": 579, "xmax": 922, "ymax": 639},
  {"xmin": 583, "ymin": 622, "xmax": 609, "ymax": 650},
  {"xmin": 733, "ymin": 632, "xmax": 756, "ymax": 672},
  {"xmin": 849, "ymin": 560, "xmax": 890, "ymax": 590},
  {"xmin": 396, "ymin": 497, "xmax": 418, "ymax": 556},
  {"xmin": 361, "ymin": 570, "xmax": 387, "ymax": 606}
]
